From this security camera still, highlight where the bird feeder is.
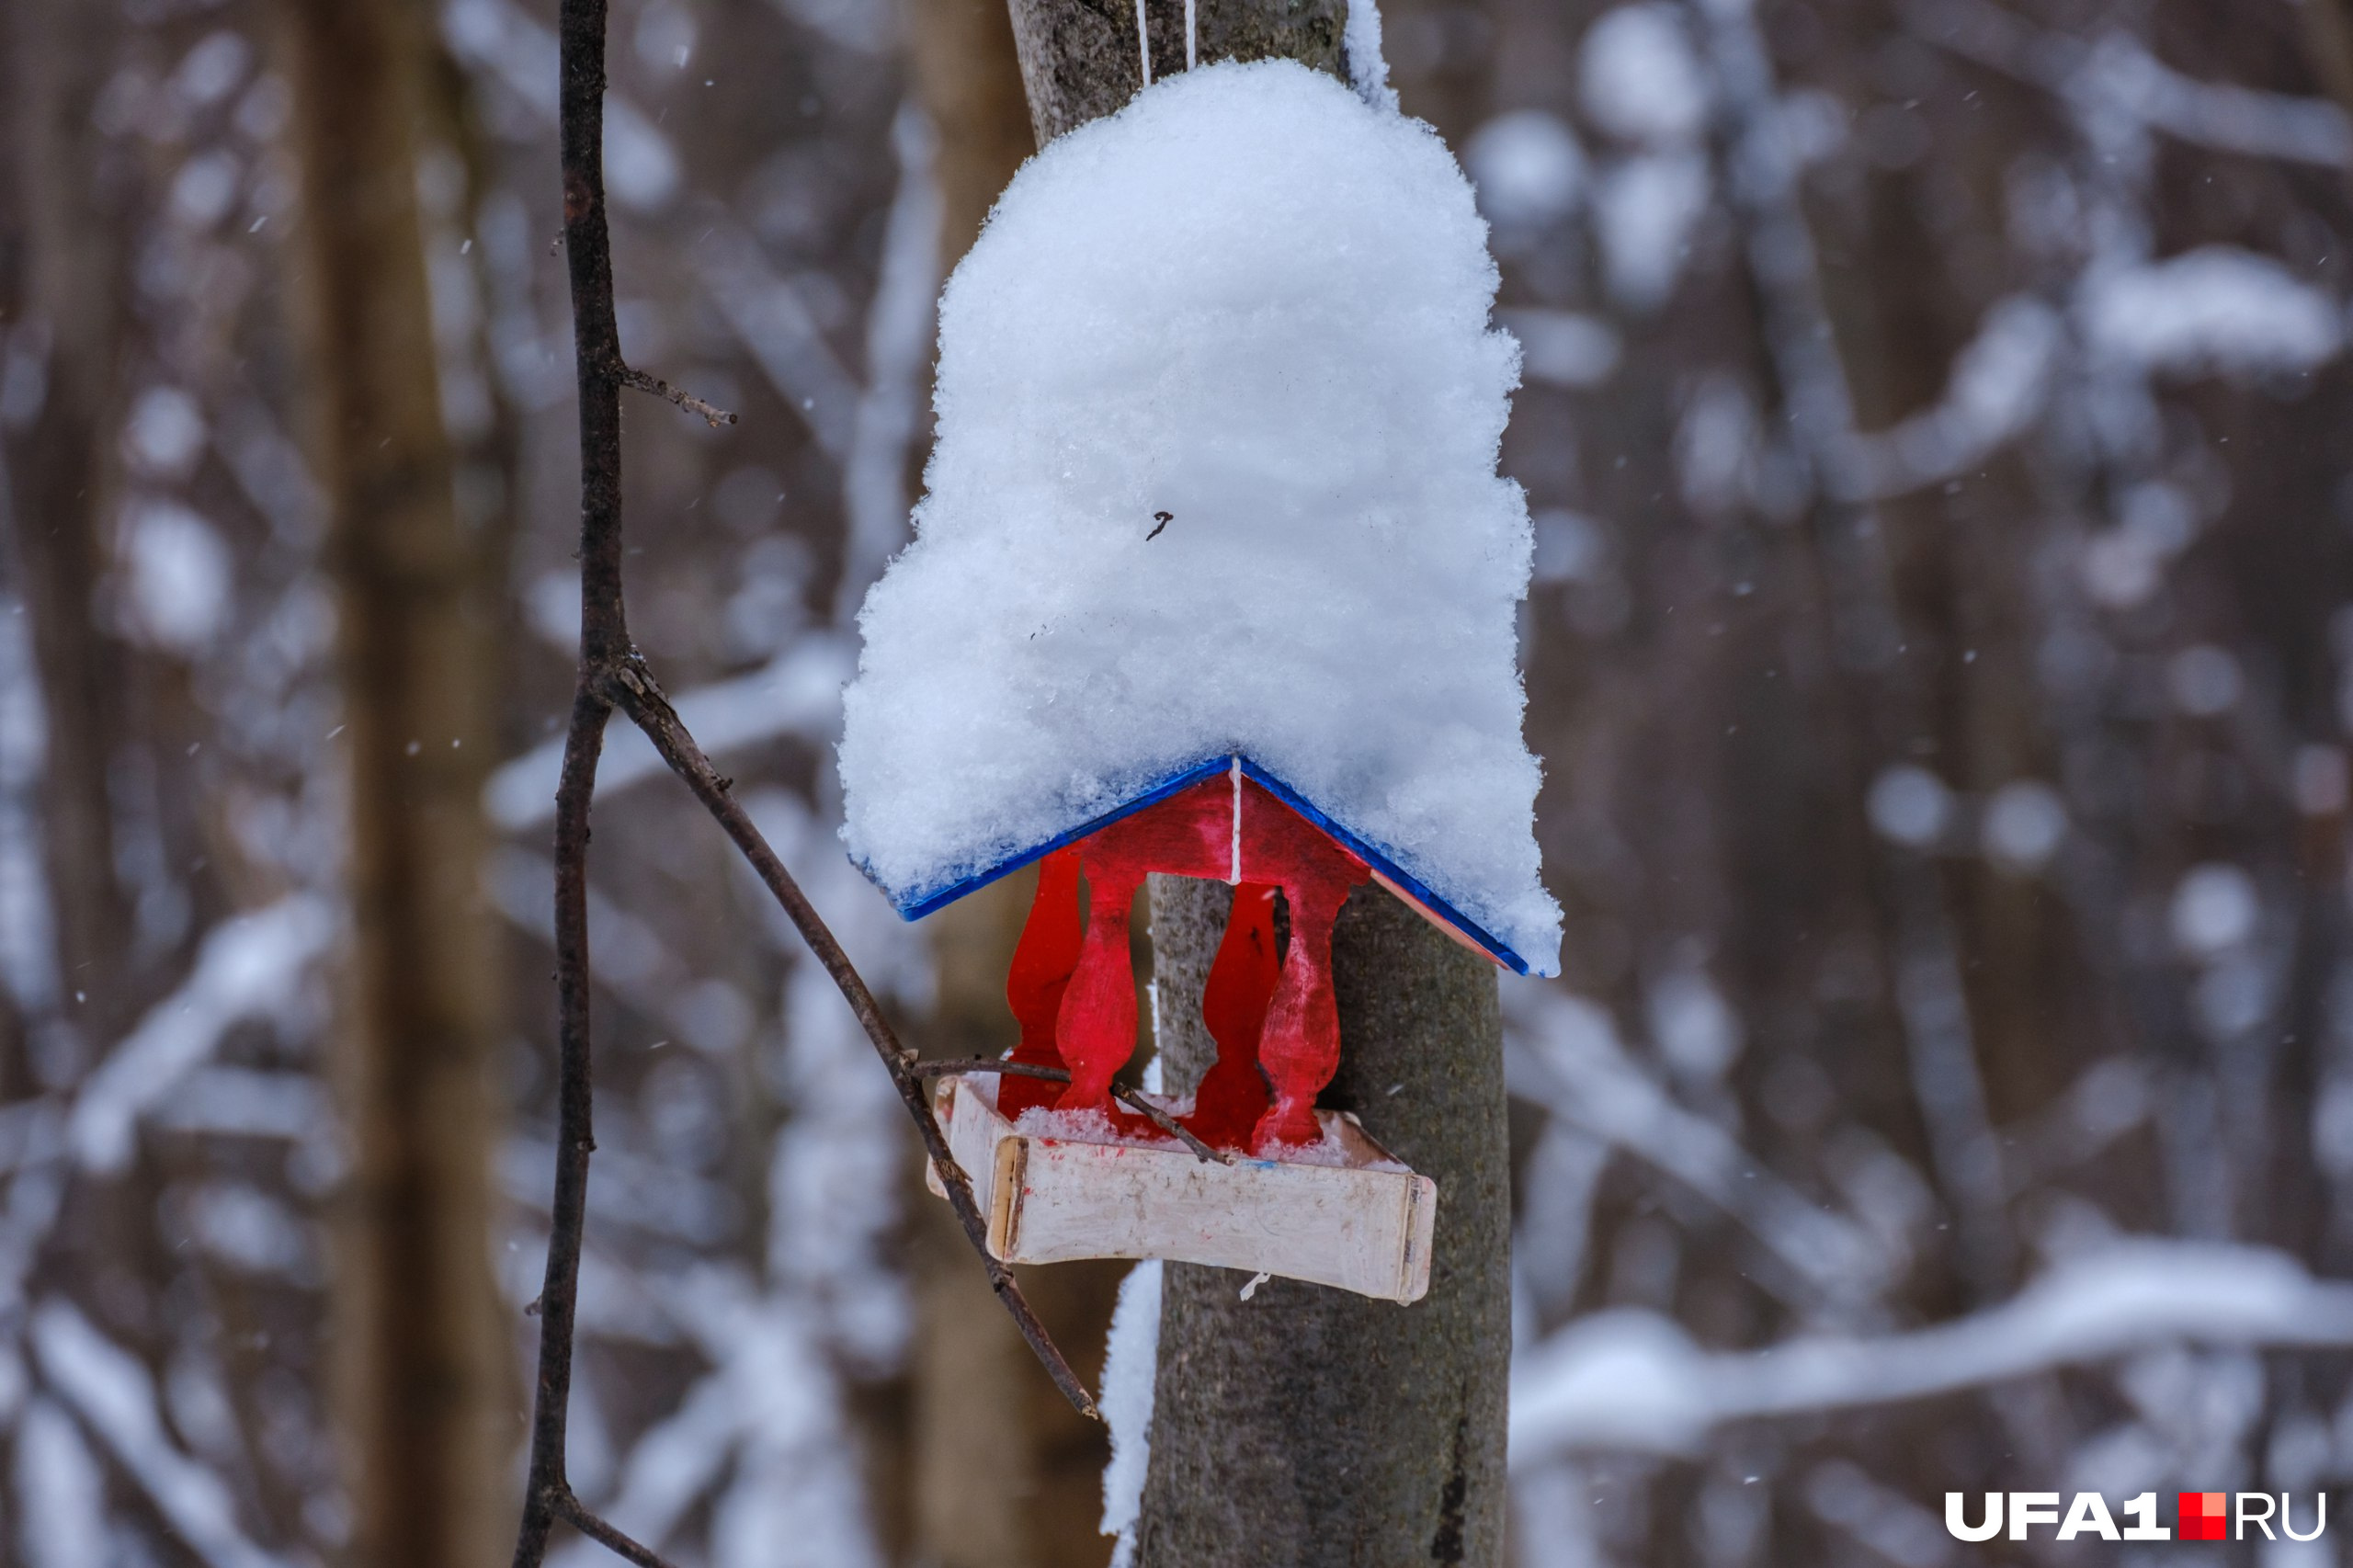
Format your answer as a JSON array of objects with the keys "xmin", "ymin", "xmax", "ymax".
[
  {"xmin": 910, "ymin": 755, "xmax": 1540, "ymax": 1304},
  {"xmin": 835, "ymin": 62, "xmax": 1564, "ymax": 1307}
]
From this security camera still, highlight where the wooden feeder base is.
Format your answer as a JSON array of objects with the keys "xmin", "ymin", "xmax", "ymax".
[{"xmin": 923, "ymin": 1074, "xmax": 1437, "ymax": 1304}]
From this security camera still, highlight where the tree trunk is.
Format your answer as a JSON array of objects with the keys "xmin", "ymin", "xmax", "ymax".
[
  {"xmin": 2, "ymin": 0, "xmax": 137, "ymax": 1063},
  {"xmin": 279, "ymin": 3, "xmax": 511, "ymax": 1564},
  {"xmin": 998, "ymin": 14, "xmax": 1514, "ymax": 1562},
  {"xmin": 1006, "ymin": 0, "xmax": 1347, "ymax": 145},
  {"xmin": 1142, "ymin": 880, "xmax": 1509, "ymax": 1566}
]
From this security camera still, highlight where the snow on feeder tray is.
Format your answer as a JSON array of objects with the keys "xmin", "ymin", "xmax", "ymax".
[{"xmin": 839, "ymin": 61, "xmax": 1564, "ymax": 1305}]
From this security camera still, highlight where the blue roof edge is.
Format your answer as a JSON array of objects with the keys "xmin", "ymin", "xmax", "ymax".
[
  {"xmin": 862, "ymin": 754, "xmax": 1233, "ymax": 922},
  {"xmin": 856, "ymin": 752, "xmax": 1533, "ymax": 977},
  {"xmin": 1233, "ymin": 757, "xmax": 1532, "ymax": 977}
]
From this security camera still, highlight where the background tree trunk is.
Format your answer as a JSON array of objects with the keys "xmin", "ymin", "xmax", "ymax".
[
  {"xmin": 902, "ymin": 13, "xmax": 1129, "ymax": 1555},
  {"xmin": 999, "ymin": 11, "xmax": 1514, "ymax": 1561},
  {"xmin": 280, "ymin": 2, "xmax": 511, "ymax": 1563},
  {"xmin": 3, "ymin": 0, "xmax": 137, "ymax": 1066},
  {"xmin": 904, "ymin": 0, "xmax": 1037, "ymax": 265},
  {"xmin": 911, "ymin": 871, "xmax": 1130, "ymax": 1568}
]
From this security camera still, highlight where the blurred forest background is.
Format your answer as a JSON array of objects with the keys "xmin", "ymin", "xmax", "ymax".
[{"xmin": 9, "ymin": 0, "xmax": 2353, "ymax": 1563}]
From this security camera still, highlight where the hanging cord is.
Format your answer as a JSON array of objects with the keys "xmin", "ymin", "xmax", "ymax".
[{"xmin": 1136, "ymin": 0, "xmax": 1199, "ymax": 86}]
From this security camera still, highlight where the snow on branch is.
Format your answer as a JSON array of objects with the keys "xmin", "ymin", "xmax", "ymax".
[
  {"xmin": 68, "ymin": 895, "xmax": 334, "ymax": 1175},
  {"xmin": 15, "ymin": 1396, "xmax": 108, "ymax": 1568},
  {"xmin": 1841, "ymin": 295, "xmax": 2062, "ymax": 501},
  {"xmin": 1906, "ymin": 0, "xmax": 2352, "ymax": 169},
  {"xmin": 1511, "ymin": 1240, "xmax": 2353, "ymax": 1460},
  {"xmin": 2086, "ymin": 32, "xmax": 2352, "ymax": 169},
  {"xmin": 2081, "ymin": 247, "xmax": 2344, "ymax": 380},
  {"xmin": 548, "ymin": 1266, "xmax": 884, "ymax": 1568},
  {"xmin": 1097, "ymin": 1258, "xmax": 1163, "ymax": 1565},
  {"xmin": 143, "ymin": 1068, "xmax": 330, "ymax": 1142},
  {"xmin": 1505, "ymin": 987, "xmax": 1886, "ymax": 1308},
  {"xmin": 31, "ymin": 1300, "xmax": 290, "ymax": 1568}
]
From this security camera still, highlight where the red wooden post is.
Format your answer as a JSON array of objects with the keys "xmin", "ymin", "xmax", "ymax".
[
  {"xmin": 1001, "ymin": 846, "xmax": 1084, "ymax": 1118},
  {"xmin": 1239, "ymin": 781, "xmax": 1367, "ymax": 1146},
  {"xmin": 1056, "ymin": 858, "xmax": 1145, "ymax": 1109},
  {"xmin": 1187, "ymin": 883, "xmax": 1280, "ymax": 1147}
]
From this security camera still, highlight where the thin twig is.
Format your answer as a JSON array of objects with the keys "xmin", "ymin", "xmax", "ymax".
[
  {"xmin": 605, "ymin": 663, "xmax": 1103, "ymax": 1418},
  {"xmin": 612, "ymin": 360, "xmax": 737, "ymax": 427},
  {"xmin": 912, "ymin": 1057, "xmax": 1234, "ymax": 1165},
  {"xmin": 1115, "ymin": 1088, "xmax": 1233, "ymax": 1164},
  {"xmin": 911, "ymin": 1055, "xmax": 1070, "ymax": 1080},
  {"xmin": 512, "ymin": 4, "xmax": 1097, "ymax": 1565},
  {"xmin": 551, "ymin": 1493, "xmax": 687, "ymax": 1568}
]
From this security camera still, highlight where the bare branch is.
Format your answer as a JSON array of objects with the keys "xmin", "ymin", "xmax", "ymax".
[
  {"xmin": 511, "ymin": 3, "xmax": 1099, "ymax": 1566},
  {"xmin": 551, "ymin": 1491, "xmax": 688, "ymax": 1568},
  {"xmin": 612, "ymin": 360, "xmax": 738, "ymax": 428},
  {"xmin": 603, "ymin": 663, "xmax": 1103, "ymax": 1418},
  {"xmin": 910, "ymin": 1055, "xmax": 1070, "ymax": 1080},
  {"xmin": 1111, "ymin": 1086, "xmax": 1232, "ymax": 1165}
]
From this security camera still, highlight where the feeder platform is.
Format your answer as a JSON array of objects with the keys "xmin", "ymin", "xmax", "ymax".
[{"xmin": 924, "ymin": 1073, "xmax": 1437, "ymax": 1304}]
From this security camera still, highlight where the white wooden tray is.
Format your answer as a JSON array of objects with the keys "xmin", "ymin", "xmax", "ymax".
[{"xmin": 924, "ymin": 1074, "xmax": 1436, "ymax": 1304}]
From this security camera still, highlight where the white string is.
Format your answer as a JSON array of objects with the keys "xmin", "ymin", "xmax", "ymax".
[
  {"xmin": 1229, "ymin": 756, "xmax": 1242, "ymax": 883},
  {"xmin": 1135, "ymin": 0, "xmax": 1152, "ymax": 85},
  {"xmin": 1185, "ymin": 0, "xmax": 1197, "ymax": 68}
]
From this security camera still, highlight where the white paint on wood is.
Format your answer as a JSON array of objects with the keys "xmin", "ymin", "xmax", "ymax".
[{"xmin": 924, "ymin": 1074, "xmax": 1437, "ymax": 1304}]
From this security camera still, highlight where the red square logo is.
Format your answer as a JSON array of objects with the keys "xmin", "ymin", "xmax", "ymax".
[{"xmin": 2179, "ymin": 1492, "xmax": 2228, "ymax": 1541}]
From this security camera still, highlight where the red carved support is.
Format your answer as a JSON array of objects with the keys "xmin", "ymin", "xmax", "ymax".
[
  {"xmin": 1055, "ymin": 858, "xmax": 1145, "ymax": 1109},
  {"xmin": 1001, "ymin": 847, "xmax": 1083, "ymax": 1118},
  {"xmin": 1239, "ymin": 780, "xmax": 1367, "ymax": 1150},
  {"xmin": 1186, "ymin": 882, "xmax": 1280, "ymax": 1148}
]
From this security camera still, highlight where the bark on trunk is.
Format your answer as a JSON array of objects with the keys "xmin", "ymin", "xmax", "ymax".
[
  {"xmin": 1005, "ymin": 0, "xmax": 1349, "ymax": 146},
  {"xmin": 1141, "ymin": 879, "xmax": 1509, "ymax": 1566},
  {"xmin": 279, "ymin": 3, "xmax": 511, "ymax": 1564},
  {"xmin": 999, "ymin": 15, "xmax": 1514, "ymax": 1561}
]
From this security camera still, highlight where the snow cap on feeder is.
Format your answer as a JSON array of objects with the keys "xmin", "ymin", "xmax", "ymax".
[{"xmin": 839, "ymin": 58, "xmax": 1562, "ymax": 981}]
